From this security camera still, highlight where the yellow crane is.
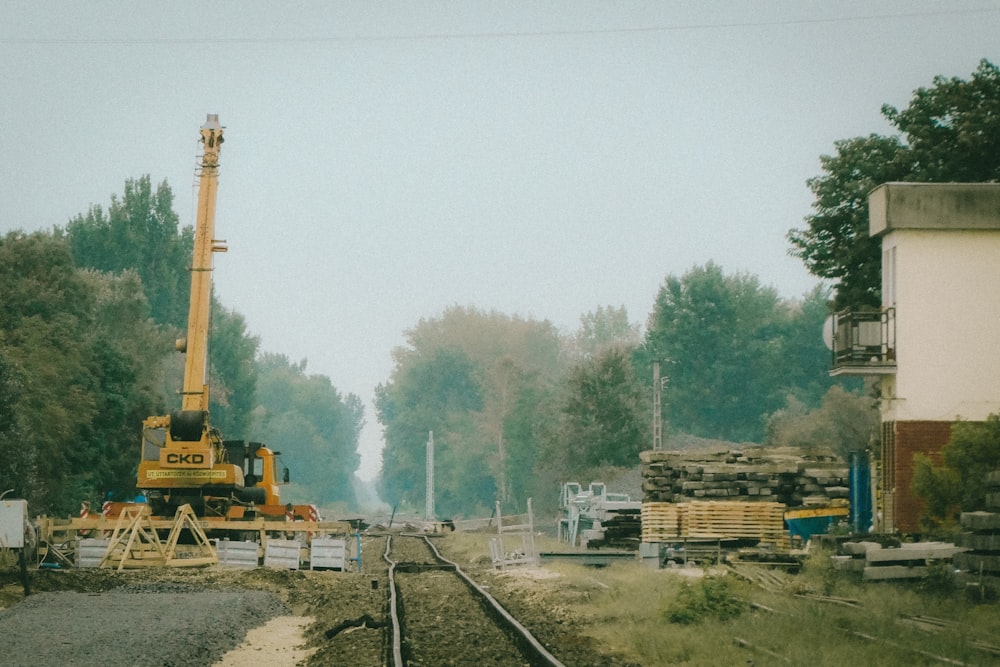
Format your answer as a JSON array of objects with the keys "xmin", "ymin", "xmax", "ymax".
[{"xmin": 133, "ymin": 115, "xmax": 301, "ymax": 521}]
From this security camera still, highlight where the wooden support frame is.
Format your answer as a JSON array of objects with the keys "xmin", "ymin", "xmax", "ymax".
[{"xmin": 99, "ymin": 504, "xmax": 218, "ymax": 570}]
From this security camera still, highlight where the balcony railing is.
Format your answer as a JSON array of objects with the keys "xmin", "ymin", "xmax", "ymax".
[{"xmin": 830, "ymin": 308, "xmax": 896, "ymax": 376}]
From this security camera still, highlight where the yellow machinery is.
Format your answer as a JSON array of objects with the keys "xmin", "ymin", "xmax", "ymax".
[
  {"xmin": 29, "ymin": 116, "xmax": 355, "ymax": 570},
  {"xmin": 133, "ymin": 115, "xmax": 304, "ymax": 522}
]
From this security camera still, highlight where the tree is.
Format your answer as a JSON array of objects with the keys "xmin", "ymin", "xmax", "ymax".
[
  {"xmin": 788, "ymin": 135, "xmax": 909, "ymax": 309},
  {"xmin": 62, "ymin": 176, "xmax": 261, "ymax": 442},
  {"xmin": 572, "ymin": 305, "xmax": 641, "ymax": 360},
  {"xmin": 76, "ymin": 269, "xmax": 172, "ymax": 500},
  {"xmin": 884, "ymin": 60, "xmax": 1000, "ymax": 183},
  {"xmin": 765, "ymin": 385, "xmax": 879, "ymax": 458},
  {"xmin": 376, "ymin": 306, "xmax": 566, "ymax": 516},
  {"xmin": 777, "ymin": 285, "xmax": 854, "ymax": 407},
  {"xmin": 0, "ymin": 232, "xmax": 99, "ymax": 514},
  {"xmin": 254, "ymin": 353, "xmax": 363, "ymax": 507},
  {"xmin": 376, "ymin": 347, "xmax": 485, "ymax": 513},
  {"xmin": 642, "ymin": 262, "xmax": 789, "ymax": 442},
  {"xmin": 913, "ymin": 415, "xmax": 1000, "ymax": 526},
  {"xmin": 788, "ymin": 59, "xmax": 1000, "ymax": 309},
  {"xmin": 63, "ymin": 175, "xmax": 193, "ymax": 328},
  {"xmin": 558, "ymin": 345, "xmax": 647, "ymax": 470},
  {"xmin": 0, "ymin": 339, "xmax": 26, "ymax": 499},
  {"xmin": 208, "ymin": 301, "xmax": 259, "ymax": 439}
]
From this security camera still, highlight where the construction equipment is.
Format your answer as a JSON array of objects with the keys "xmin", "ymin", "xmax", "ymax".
[
  {"xmin": 27, "ymin": 117, "xmax": 354, "ymax": 570},
  {"xmin": 557, "ymin": 482, "xmax": 642, "ymax": 549},
  {"xmin": 130, "ymin": 115, "xmax": 314, "ymax": 524}
]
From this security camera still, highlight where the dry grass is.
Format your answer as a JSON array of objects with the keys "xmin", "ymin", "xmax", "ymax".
[{"xmin": 440, "ymin": 532, "xmax": 1000, "ymax": 666}]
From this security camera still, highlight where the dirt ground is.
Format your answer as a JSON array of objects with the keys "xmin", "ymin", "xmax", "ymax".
[{"xmin": 0, "ymin": 536, "xmax": 638, "ymax": 667}]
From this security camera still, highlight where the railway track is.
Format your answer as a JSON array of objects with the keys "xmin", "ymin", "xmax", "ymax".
[{"xmin": 383, "ymin": 533, "xmax": 566, "ymax": 667}]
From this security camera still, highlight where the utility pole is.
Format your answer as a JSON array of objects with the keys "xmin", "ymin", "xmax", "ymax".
[
  {"xmin": 652, "ymin": 361, "xmax": 661, "ymax": 450},
  {"xmin": 425, "ymin": 430, "xmax": 435, "ymax": 521},
  {"xmin": 652, "ymin": 360, "xmax": 668, "ymax": 450}
]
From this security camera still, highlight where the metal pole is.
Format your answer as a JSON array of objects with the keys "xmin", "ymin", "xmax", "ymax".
[
  {"xmin": 425, "ymin": 430, "xmax": 435, "ymax": 520},
  {"xmin": 652, "ymin": 360, "xmax": 662, "ymax": 450}
]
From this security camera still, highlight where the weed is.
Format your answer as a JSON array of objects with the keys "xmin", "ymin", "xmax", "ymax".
[
  {"xmin": 665, "ymin": 574, "xmax": 746, "ymax": 624},
  {"xmin": 918, "ymin": 561, "xmax": 957, "ymax": 596}
]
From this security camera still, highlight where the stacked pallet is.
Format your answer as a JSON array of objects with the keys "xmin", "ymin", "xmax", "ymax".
[
  {"xmin": 954, "ymin": 470, "xmax": 1000, "ymax": 581},
  {"xmin": 642, "ymin": 501, "xmax": 787, "ymax": 548},
  {"xmin": 641, "ymin": 502, "xmax": 683, "ymax": 540},
  {"xmin": 640, "ymin": 448, "xmax": 849, "ymax": 508}
]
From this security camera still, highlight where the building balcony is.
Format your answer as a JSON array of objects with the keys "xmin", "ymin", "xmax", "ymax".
[{"xmin": 829, "ymin": 308, "xmax": 896, "ymax": 376}]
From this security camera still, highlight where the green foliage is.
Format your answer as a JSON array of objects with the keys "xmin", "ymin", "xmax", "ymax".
[
  {"xmin": 766, "ymin": 384, "xmax": 879, "ymax": 458},
  {"xmin": 788, "ymin": 135, "xmax": 908, "ymax": 309},
  {"xmin": 643, "ymin": 262, "xmax": 812, "ymax": 443},
  {"xmin": 558, "ymin": 345, "xmax": 646, "ymax": 470},
  {"xmin": 571, "ymin": 305, "xmax": 640, "ymax": 359},
  {"xmin": 665, "ymin": 575, "xmax": 747, "ymax": 625},
  {"xmin": 789, "ymin": 59, "xmax": 1000, "ymax": 309},
  {"xmin": 1, "ymin": 175, "xmax": 365, "ymax": 515},
  {"xmin": 376, "ymin": 306, "xmax": 565, "ymax": 516},
  {"xmin": 919, "ymin": 561, "xmax": 958, "ymax": 596},
  {"xmin": 913, "ymin": 415, "xmax": 1000, "ymax": 525},
  {"xmin": 0, "ymin": 340, "xmax": 27, "ymax": 497},
  {"xmin": 795, "ymin": 544, "xmax": 843, "ymax": 595},
  {"xmin": 253, "ymin": 353, "xmax": 363, "ymax": 507},
  {"xmin": 377, "ymin": 281, "xmax": 847, "ymax": 514},
  {"xmin": 77, "ymin": 270, "xmax": 171, "ymax": 500},
  {"xmin": 208, "ymin": 301, "xmax": 259, "ymax": 438},
  {"xmin": 883, "ymin": 59, "xmax": 1000, "ymax": 183},
  {"xmin": 779, "ymin": 285, "xmax": 859, "ymax": 406},
  {"xmin": 377, "ymin": 345, "xmax": 488, "ymax": 512},
  {"xmin": 63, "ymin": 175, "xmax": 193, "ymax": 328},
  {"xmin": 0, "ymin": 232, "xmax": 100, "ymax": 513}
]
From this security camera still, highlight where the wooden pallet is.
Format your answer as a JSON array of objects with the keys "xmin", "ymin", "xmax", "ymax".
[
  {"xmin": 685, "ymin": 501, "xmax": 787, "ymax": 542},
  {"xmin": 641, "ymin": 502, "xmax": 683, "ymax": 541},
  {"xmin": 642, "ymin": 501, "xmax": 789, "ymax": 548}
]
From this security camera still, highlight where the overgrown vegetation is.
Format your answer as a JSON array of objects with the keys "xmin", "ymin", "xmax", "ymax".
[
  {"xmin": 913, "ymin": 414, "xmax": 1000, "ymax": 527},
  {"xmin": 664, "ymin": 575, "xmax": 747, "ymax": 624},
  {"xmin": 442, "ymin": 532, "xmax": 1000, "ymax": 666}
]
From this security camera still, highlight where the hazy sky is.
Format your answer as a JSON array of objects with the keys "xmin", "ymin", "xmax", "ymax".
[{"xmin": 2, "ymin": 2, "xmax": 998, "ymax": 480}]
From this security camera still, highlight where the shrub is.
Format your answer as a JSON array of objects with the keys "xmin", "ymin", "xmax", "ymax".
[{"xmin": 665, "ymin": 575, "xmax": 746, "ymax": 624}]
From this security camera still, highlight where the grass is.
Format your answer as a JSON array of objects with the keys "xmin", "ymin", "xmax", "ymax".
[{"xmin": 439, "ymin": 532, "xmax": 1000, "ymax": 666}]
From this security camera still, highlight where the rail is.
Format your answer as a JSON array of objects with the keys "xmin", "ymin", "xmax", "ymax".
[{"xmin": 383, "ymin": 534, "xmax": 566, "ymax": 667}]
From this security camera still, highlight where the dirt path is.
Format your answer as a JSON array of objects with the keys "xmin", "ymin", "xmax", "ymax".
[{"xmin": 212, "ymin": 615, "xmax": 317, "ymax": 666}]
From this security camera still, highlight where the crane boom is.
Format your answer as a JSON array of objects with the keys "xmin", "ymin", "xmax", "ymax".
[{"xmin": 181, "ymin": 115, "xmax": 226, "ymax": 412}]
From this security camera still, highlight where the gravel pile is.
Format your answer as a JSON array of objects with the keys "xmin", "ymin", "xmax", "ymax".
[{"xmin": 0, "ymin": 585, "xmax": 287, "ymax": 667}]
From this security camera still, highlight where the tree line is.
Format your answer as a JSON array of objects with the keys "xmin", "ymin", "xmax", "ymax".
[
  {"xmin": 4, "ymin": 59, "xmax": 996, "ymax": 523},
  {"xmin": 375, "ymin": 279, "xmax": 868, "ymax": 519},
  {"xmin": 0, "ymin": 176, "xmax": 363, "ymax": 516},
  {"xmin": 379, "ymin": 59, "xmax": 1000, "ymax": 521}
]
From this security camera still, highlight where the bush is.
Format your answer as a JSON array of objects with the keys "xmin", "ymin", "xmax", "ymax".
[{"xmin": 665, "ymin": 575, "xmax": 746, "ymax": 625}]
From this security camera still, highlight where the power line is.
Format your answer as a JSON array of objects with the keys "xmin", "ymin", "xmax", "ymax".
[{"xmin": 2, "ymin": 7, "xmax": 999, "ymax": 46}]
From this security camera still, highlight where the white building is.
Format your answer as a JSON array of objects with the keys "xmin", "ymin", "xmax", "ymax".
[{"xmin": 831, "ymin": 182, "xmax": 1000, "ymax": 533}]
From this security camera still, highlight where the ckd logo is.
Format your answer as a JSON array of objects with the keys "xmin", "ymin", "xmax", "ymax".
[{"xmin": 166, "ymin": 453, "xmax": 205, "ymax": 465}]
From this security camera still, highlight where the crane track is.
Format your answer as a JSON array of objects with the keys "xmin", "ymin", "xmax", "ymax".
[{"xmin": 383, "ymin": 534, "xmax": 566, "ymax": 667}]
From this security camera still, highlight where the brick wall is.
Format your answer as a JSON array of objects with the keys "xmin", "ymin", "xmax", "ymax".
[{"xmin": 884, "ymin": 420, "xmax": 953, "ymax": 533}]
